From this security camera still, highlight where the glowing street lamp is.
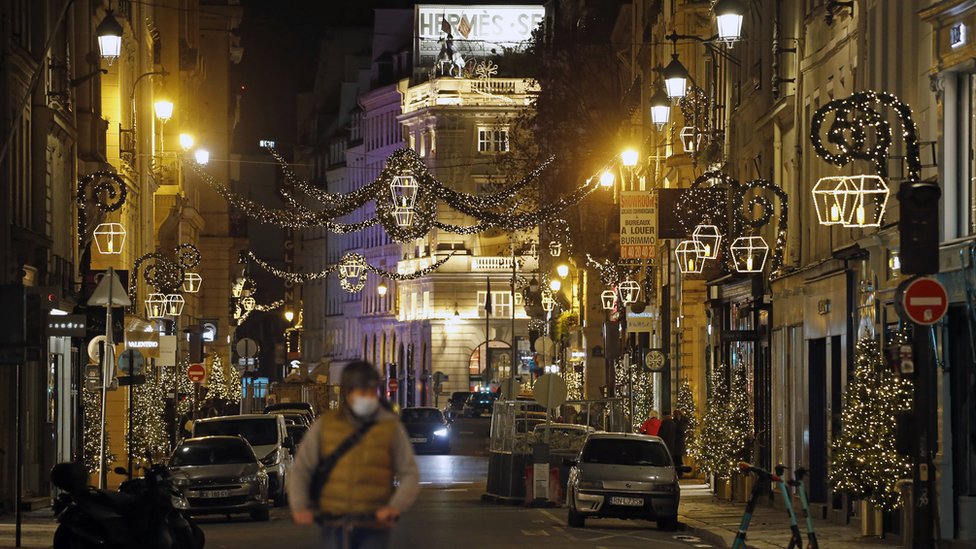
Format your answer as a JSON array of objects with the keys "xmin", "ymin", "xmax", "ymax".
[
  {"xmin": 179, "ymin": 133, "xmax": 194, "ymax": 150},
  {"xmin": 662, "ymin": 54, "xmax": 689, "ymax": 99},
  {"xmin": 620, "ymin": 149, "xmax": 639, "ymax": 168},
  {"xmin": 549, "ymin": 279, "xmax": 562, "ymax": 292},
  {"xmin": 714, "ymin": 0, "xmax": 747, "ymax": 46},
  {"xmin": 194, "ymin": 149, "xmax": 210, "ymax": 165},
  {"xmin": 154, "ymin": 100, "xmax": 174, "ymax": 122},
  {"xmin": 377, "ymin": 280, "xmax": 389, "ymax": 296},
  {"xmin": 556, "ymin": 264, "xmax": 570, "ymax": 279},
  {"xmin": 96, "ymin": 10, "xmax": 123, "ymax": 64},
  {"xmin": 650, "ymin": 85, "xmax": 671, "ymax": 129},
  {"xmin": 599, "ymin": 170, "xmax": 615, "ymax": 188},
  {"xmin": 284, "ymin": 310, "xmax": 295, "ymax": 323}
]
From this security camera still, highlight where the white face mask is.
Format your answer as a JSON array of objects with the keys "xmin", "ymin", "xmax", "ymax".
[{"xmin": 349, "ymin": 396, "xmax": 379, "ymax": 418}]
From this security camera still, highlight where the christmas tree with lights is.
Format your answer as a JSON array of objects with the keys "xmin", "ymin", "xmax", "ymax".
[
  {"xmin": 614, "ymin": 359, "xmax": 654, "ymax": 432},
  {"xmin": 227, "ymin": 361, "xmax": 242, "ymax": 404},
  {"xmin": 126, "ymin": 369, "xmax": 170, "ymax": 462},
  {"xmin": 676, "ymin": 378, "xmax": 700, "ymax": 463},
  {"xmin": 206, "ymin": 353, "xmax": 229, "ymax": 402},
  {"xmin": 693, "ymin": 365, "xmax": 752, "ymax": 479},
  {"xmin": 829, "ymin": 337, "xmax": 912, "ymax": 510},
  {"xmin": 83, "ymin": 387, "xmax": 115, "ymax": 474}
]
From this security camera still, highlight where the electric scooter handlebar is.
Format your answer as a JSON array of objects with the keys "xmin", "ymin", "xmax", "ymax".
[{"xmin": 737, "ymin": 462, "xmax": 781, "ymax": 483}]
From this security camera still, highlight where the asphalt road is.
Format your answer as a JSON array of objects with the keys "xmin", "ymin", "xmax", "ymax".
[{"xmin": 199, "ymin": 418, "xmax": 717, "ymax": 548}]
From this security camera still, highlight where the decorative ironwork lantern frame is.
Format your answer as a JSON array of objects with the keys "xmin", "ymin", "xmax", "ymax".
[
  {"xmin": 675, "ymin": 239, "xmax": 708, "ymax": 274},
  {"xmin": 601, "ymin": 289, "xmax": 617, "ymax": 310},
  {"xmin": 392, "ymin": 207, "xmax": 414, "ymax": 227},
  {"xmin": 549, "ymin": 240, "xmax": 562, "ymax": 257},
  {"xmin": 730, "ymin": 236, "xmax": 769, "ymax": 273},
  {"xmin": 541, "ymin": 290, "xmax": 555, "ymax": 312},
  {"xmin": 692, "ymin": 224, "xmax": 722, "ymax": 260},
  {"xmin": 241, "ymin": 296, "xmax": 256, "ymax": 312},
  {"xmin": 812, "ymin": 175, "xmax": 855, "ymax": 226},
  {"xmin": 93, "ymin": 222, "xmax": 126, "ymax": 254}
]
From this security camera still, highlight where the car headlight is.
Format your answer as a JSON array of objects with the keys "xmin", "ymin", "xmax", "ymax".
[
  {"xmin": 171, "ymin": 476, "xmax": 190, "ymax": 487},
  {"xmin": 578, "ymin": 480, "xmax": 603, "ymax": 490},
  {"xmin": 171, "ymin": 494, "xmax": 189, "ymax": 509},
  {"xmin": 433, "ymin": 428, "xmax": 448, "ymax": 437},
  {"xmin": 260, "ymin": 454, "xmax": 279, "ymax": 467}
]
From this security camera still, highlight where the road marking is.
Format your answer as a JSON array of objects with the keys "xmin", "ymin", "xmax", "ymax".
[{"xmin": 521, "ymin": 529, "xmax": 550, "ymax": 536}]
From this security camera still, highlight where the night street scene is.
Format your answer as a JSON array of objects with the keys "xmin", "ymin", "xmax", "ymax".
[{"xmin": 1, "ymin": 0, "xmax": 975, "ymax": 547}]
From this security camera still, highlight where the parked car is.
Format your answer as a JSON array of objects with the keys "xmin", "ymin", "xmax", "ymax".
[
  {"xmin": 443, "ymin": 391, "xmax": 472, "ymax": 419},
  {"xmin": 565, "ymin": 433, "xmax": 690, "ymax": 530},
  {"xmin": 192, "ymin": 414, "xmax": 293, "ymax": 506},
  {"xmin": 168, "ymin": 436, "xmax": 270, "ymax": 521},
  {"xmin": 267, "ymin": 410, "xmax": 312, "ymax": 427},
  {"xmin": 400, "ymin": 407, "xmax": 451, "ymax": 454},
  {"xmin": 286, "ymin": 424, "xmax": 308, "ymax": 448},
  {"xmin": 532, "ymin": 423, "xmax": 594, "ymax": 454},
  {"xmin": 462, "ymin": 391, "xmax": 497, "ymax": 417},
  {"xmin": 264, "ymin": 402, "xmax": 315, "ymax": 419}
]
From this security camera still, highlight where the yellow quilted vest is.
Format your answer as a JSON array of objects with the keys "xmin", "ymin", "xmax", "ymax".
[{"xmin": 317, "ymin": 409, "xmax": 397, "ymax": 515}]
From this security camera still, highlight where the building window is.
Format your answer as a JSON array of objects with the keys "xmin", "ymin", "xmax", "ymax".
[
  {"xmin": 477, "ymin": 126, "xmax": 509, "ymax": 153},
  {"xmin": 477, "ymin": 291, "xmax": 512, "ymax": 317}
]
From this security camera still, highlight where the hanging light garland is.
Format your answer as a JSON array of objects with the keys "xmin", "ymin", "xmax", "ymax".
[
  {"xmin": 243, "ymin": 250, "xmax": 456, "ymax": 291},
  {"xmin": 130, "ymin": 243, "xmax": 201, "ymax": 311}
]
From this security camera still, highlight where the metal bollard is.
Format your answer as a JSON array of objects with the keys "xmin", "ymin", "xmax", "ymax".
[{"xmin": 896, "ymin": 479, "xmax": 913, "ymax": 548}]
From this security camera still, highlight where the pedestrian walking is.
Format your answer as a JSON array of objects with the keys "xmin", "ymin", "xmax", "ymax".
[
  {"xmin": 288, "ymin": 360, "xmax": 420, "ymax": 549},
  {"xmin": 638, "ymin": 410, "xmax": 662, "ymax": 436},
  {"xmin": 657, "ymin": 410, "xmax": 678, "ymax": 458},
  {"xmin": 672, "ymin": 408, "xmax": 689, "ymax": 471}
]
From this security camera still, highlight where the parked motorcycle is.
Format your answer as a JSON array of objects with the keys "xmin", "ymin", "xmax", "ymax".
[{"xmin": 51, "ymin": 461, "xmax": 205, "ymax": 549}]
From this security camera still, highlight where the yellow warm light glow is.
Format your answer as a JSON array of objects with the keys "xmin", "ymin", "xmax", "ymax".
[
  {"xmin": 556, "ymin": 264, "xmax": 569, "ymax": 278},
  {"xmin": 284, "ymin": 310, "xmax": 295, "ymax": 322},
  {"xmin": 179, "ymin": 133, "xmax": 194, "ymax": 150},
  {"xmin": 194, "ymin": 149, "xmax": 210, "ymax": 165},
  {"xmin": 154, "ymin": 100, "xmax": 174, "ymax": 122},
  {"xmin": 549, "ymin": 279, "xmax": 562, "ymax": 292},
  {"xmin": 599, "ymin": 170, "xmax": 615, "ymax": 188}
]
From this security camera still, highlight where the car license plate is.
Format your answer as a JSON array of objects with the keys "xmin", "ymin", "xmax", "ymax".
[
  {"xmin": 610, "ymin": 496, "xmax": 643, "ymax": 507},
  {"xmin": 409, "ymin": 437, "xmax": 427, "ymax": 443},
  {"xmin": 200, "ymin": 490, "xmax": 230, "ymax": 498}
]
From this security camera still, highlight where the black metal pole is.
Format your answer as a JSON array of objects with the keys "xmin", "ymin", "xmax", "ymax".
[
  {"xmin": 911, "ymin": 325, "xmax": 935, "ymax": 549},
  {"xmin": 127, "ymin": 349, "xmax": 134, "ymax": 480},
  {"xmin": 15, "ymin": 362, "xmax": 22, "ymax": 548}
]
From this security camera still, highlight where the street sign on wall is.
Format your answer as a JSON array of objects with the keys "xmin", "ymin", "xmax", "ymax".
[{"xmin": 619, "ymin": 191, "xmax": 657, "ymax": 261}]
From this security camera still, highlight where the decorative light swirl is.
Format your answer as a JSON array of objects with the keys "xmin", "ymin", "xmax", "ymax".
[
  {"xmin": 77, "ymin": 171, "xmax": 128, "ymax": 246},
  {"xmin": 810, "ymin": 90, "xmax": 921, "ymax": 181}
]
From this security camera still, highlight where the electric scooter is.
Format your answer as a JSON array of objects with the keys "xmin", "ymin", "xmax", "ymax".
[
  {"xmin": 731, "ymin": 462, "xmax": 775, "ymax": 549},
  {"xmin": 790, "ymin": 467, "xmax": 820, "ymax": 549},
  {"xmin": 775, "ymin": 464, "xmax": 805, "ymax": 549}
]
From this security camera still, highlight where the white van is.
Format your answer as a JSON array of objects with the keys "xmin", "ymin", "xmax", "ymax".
[{"xmin": 192, "ymin": 414, "xmax": 293, "ymax": 505}]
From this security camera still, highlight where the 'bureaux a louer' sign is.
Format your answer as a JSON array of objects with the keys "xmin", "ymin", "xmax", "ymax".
[{"xmin": 415, "ymin": 5, "xmax": 545, "ymax": 67}]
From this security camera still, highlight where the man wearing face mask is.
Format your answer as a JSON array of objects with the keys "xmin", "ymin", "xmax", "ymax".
[{"xmin": 288, "ymin": 361, "xmax": 419, "ymax": 548}]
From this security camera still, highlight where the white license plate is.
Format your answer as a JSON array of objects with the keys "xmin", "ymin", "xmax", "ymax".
[
  {"xmin": 198, "ymin": 490, "xmax": 230, "ymax": 498},
  {"xmin": 609, "ymin": 496, "xmax": 643, "ymax": 507},
  {"xmin": 409, "ymin": 437, "xmax": 427, "ymax": 443}
]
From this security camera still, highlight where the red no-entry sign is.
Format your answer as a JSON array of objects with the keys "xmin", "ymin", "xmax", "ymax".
[
  {"xmin": 388, "ymin": 378, "xmax": 399, "ymax": 392},
  {"xmin": 898, "ymin": 277, "xmax": 948, "ymax": 325},
  {"xmin": 187, "ymin": 363, "xmax": 206, "ymax": 383}
]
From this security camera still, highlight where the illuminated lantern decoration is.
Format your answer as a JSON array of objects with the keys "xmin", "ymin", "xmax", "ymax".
[
  {"xmin": 675, "ymin": 239, "xmax": 707, "ymax": 274},
  {"xmin": 241, "ymin": 296, "xmax": 256, "ymax": 312},
  {"xmin": 392, "ymin": 207, "xmax": 414, "ymax": 227},
  {"xmin": 390, "ymin": 171, "xmax": 419, "ymax": 209},
  {"xmin": 145, "ymin": 293, "xmax": 167, "ymax": 319},
  {"xmin": 164, "ymin": 294, "xmax": 186, "ymax": 316},
  {"xmin": 714, "ymin": 0, "xmax": 747, "ymax": 46},
  {"xmin": 679, "ymin": 126, "xmax": 703, "ymax": 153},
  {"xmin": 549, "ymin": 279, "xmax": 562, "ymax": 292},
  {"xmin": 549, "ymin": 240, "xmax": 562, "ymax": 257},
  {"xmin": 96, "ymin": 10, "xmax": 123, "ymax": 64},
  {"xmin": 812, "ymin": 176, "xmax": 855, "ymax": 226},
  {"xmin": 541, "ymin": 290, "xmax": 555, "ymax": 312},
  {"xmin": 619, "ymin": 280, "xmax": 641, "ymax": 305},
  {"xmin": 730, "ymin": 236, "xmax": 769, "ymax": 273},
  {"xmin": 649, "ymin": 85, "xmax": 671, "ymax": 130},
  {"xmin": 93, "ymin": 222, "xmax": 126, "ymax": 254},
  {"xmin": 183, "ymin": 272, "xmax": 203, "ymax": 293},
  {"xmin": 556, "ymin": 263, "xmax": 570, "ymax": 279},
  {"xmin": 601, "ymin": 290, "xmax": 617, "ymax": 310},
  {"xmin": 599, "ymin": 170, "xmax": 615, "ymax": 188},
  {"xmin": 692, "ymin": 225, "xmax": 722, "ymax": 260}
]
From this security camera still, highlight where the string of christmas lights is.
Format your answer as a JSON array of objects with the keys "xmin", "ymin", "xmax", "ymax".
[
  {"xmin": 205, "ymin": 354, "xmax": 230, "ymax": 402},
  {"xmin": 676, "ymin": 378, "xmax": 700, "ymax": 464},
  {"xmin": 227, "ymin": 362, "xmax": 242, "ymax": 404},
  {"xmin": 126, "ymin": 368, "xmax": 170, "ymax": 461},
  {"xmin": 243, "ymin": 250, "xmax": 455, "ymax": 287},
  {"xmin": 828, "ymin": 337, "xmax": 913, "ymax": 510},
  {"xmin": 810, "ymin": 90, "xmax": 921, "ymax": 181},
  {"xmin": 129, "ymin": 243, "xmax": 202, "ymax": 307},
  {"xmin": 83, "ymin": 387, "xmax": 116, "ymax": 474},
  {"xmin": 692, "ymin": 365, "xmax": 752, "ymax": 479}
]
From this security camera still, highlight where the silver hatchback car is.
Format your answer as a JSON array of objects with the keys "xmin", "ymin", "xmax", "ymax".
[{"xmin": 565, "ymin": 432, "xmax": 690, "ymax": 530}]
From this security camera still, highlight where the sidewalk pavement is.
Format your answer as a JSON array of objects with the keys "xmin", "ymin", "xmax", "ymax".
[
  {"xmin": 0, "ymin": 509, "xmax": 57, "ymax": 549},
  {"xmin": 679, "ymin": 481, "xmax": 899, "ymax": 549}
]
